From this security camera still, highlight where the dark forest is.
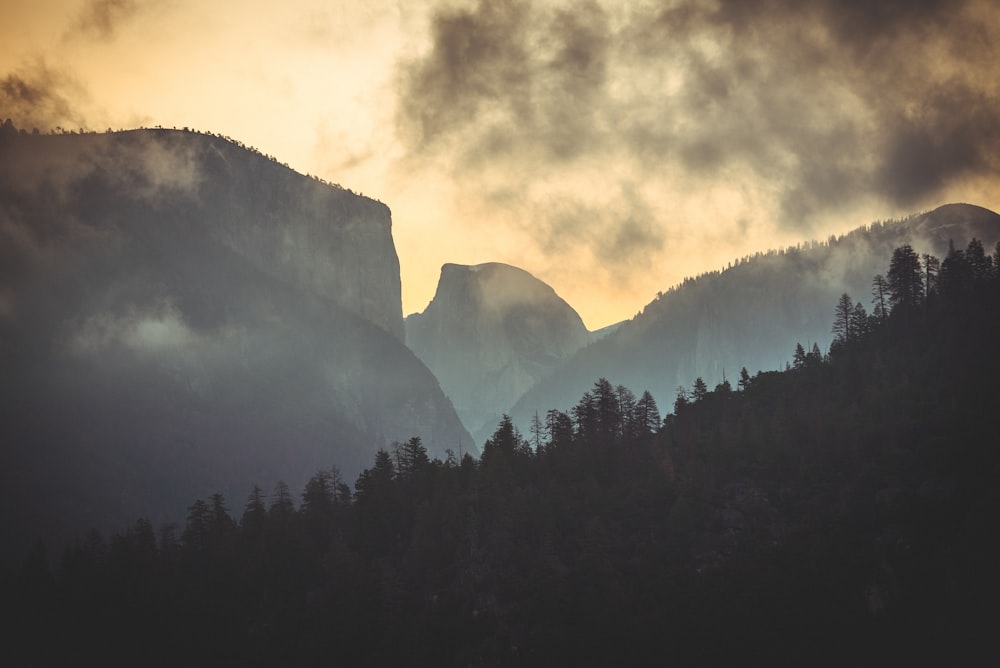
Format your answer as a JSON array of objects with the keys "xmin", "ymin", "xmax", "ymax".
[{"xmin": 6, "ymin": 241, "xmax": 1000, "ymax": 666}]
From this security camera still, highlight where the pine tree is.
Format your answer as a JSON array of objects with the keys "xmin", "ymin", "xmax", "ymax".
[
  {"xmin": 616, "ymin": 384, "xmax": 637, "ymax": 439},
  {"xmin": 674, "ymin": 386, "xmax": 689, "ymax": 413},
  {"xmin": 182, "ymin": 499, "xmax": 211, "ymax": 551},
  {"xmin": 635, "ymin": 390, "xmax": 661, "ymax": 435},
  {"xmin": 966, "ymin": 238, "xmax": 993, "ymax": 282},
  {"xmin": 302, "ymin": 471, "xmax": 335, "ymax": 515},
  {"xmin": 832, "ymin": 293, "xmax": 854, "ymax": 344},
  {"xmin": 871, "ymin": 274, "xmax": 889, "ymax": 322},
  {"xmin": 939, "ymin": 240, "xmax": 971, "ymax": 298},
  {"xmin": 209, "ymin": 493, "xmax": 235, "ymax": 542},
  {"xmin": 530, "ymin": 411, "xmax": 544, "ymax": 452},
  {"xmin": 922, "ymin": 253, "xmax": 940, "ymax": 297},
  {"xmin": 269, "ymin": 481, "xmax": 296, "ymax": 517},
  {"xmin": 793, "ymin": 343, "xmax": 807, "ymax": 369},
  {"xmin": 241, "ymin": 485, "xmax": 267, "ymax": 534},
  {"xmin": 887, "ymin": 244, "xmax": 924, "ymax": 312},
  {"xmin": 851, "ymin": 302, "xmax": 869, "ymax": 340},
  {"xmin": 545, "ymin": 409, "xmax": 574, "ymax": 449},
  {"xmin": 738, "ymin": 367, "xmax": 752, "ymax": 391},
  {"xmin": 396, "ymin": 437, "xmax": 430, "ymax": 479}
]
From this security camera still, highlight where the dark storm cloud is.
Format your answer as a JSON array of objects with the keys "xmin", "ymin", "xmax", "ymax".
[
  {"xmin": 69, "ymin": 0, "xmax": 141, "ymax": 41},
  {"xmin": 876, "ymin": 81, "xmax": 1000, "ymax": 207},
  {"xmin": 0, "ymin": 63, "xmax": 85, "ymax": 132},
  {"xmin": 401, "ymin": 0, "xmax": 611, "ymax": 165},
  {"xmin": 397, "ymin": 0, "xmax": 1000, "ymax": 259}
]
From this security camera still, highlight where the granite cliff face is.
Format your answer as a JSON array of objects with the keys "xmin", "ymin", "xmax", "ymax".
[
  {"xmin": 0, "ymin": 127, "xmax": 469, "ymax": 554},
  {"xmin": 406, "ymin": 262, "xmax": 591, "ymax": 440},
  {"xmin": 510, "ymin": 203, "xmax": 1000, "ymax": 433},
  {"xmin": 1, "ymin": 127, "xmax": 403, "ymax": 339},
  {"xmin": 196, "ymin": 136, "xmax": 404, "ymax": 341}
]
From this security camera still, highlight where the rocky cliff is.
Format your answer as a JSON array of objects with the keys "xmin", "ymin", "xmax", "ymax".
[
  {"xmin": 1, "ymin": 127, "xmax": 403, "ymax": 339},
  {"xmin": 406, "ymin": 262, "xmax": 591, "ymax": 440},
  {"xmin": 0, "ymin": 126, "xmax": 469, "ymax": 555}
]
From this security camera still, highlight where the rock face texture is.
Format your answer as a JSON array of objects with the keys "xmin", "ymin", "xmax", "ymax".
[
  {"xmin": 0, "ymin": 127, "xmax": 470, "ymax": 554},
  {"xmin": 510, "ymin": 203, "xmax": 1000, "ymax": 432},
  {"xmin": 196, "ymin": 137, "xmax": 404, "ymax": 341},
  {"xmin": 406, "ymin": 262, "xmax": 591, "ymax": 440}
]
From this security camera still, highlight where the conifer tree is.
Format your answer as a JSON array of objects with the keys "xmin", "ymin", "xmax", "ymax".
[
  {"xmin": 871, "ymin": 274, "xmax": 889, "ymax": 322},
  {"xmin": 738, "ymin": 367, "xmax": 752, "ymax": 391},
  {"xmin": 887, "ymin": 244, "xmax": 924, "ymax": 312},
  {"xmin": 832, "ymin": 293, "xmax": 854, "ymax": 343},
  {"xmin": 636, "ymin": 390, "xmax": 661, "ymax": 435},
  {"xmin": 792, "ymin": 343, "xmax": 807, "ymax": 369},
  {"xmin": 242, "ymin": 485, "xmax": 267, "ymax": 534}
]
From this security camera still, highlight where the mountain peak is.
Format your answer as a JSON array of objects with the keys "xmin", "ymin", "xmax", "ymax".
[{"xmin": 407, "ymin": 262, "xmax": 590, "ymax": 439}]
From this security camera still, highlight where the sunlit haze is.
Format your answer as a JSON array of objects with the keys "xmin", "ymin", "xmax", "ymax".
[{"xmin": 4, "ymin": 0, "xmax": 999, "ymax": 328}]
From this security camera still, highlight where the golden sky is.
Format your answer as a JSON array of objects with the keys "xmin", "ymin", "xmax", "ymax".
[{"xmin": 3, "ymin": 0, "xmax": 1000, "ymax": 329}]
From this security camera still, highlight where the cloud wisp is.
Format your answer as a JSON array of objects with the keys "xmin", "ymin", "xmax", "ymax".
[
  {"xmin": 3, "ymin": 0, "xmax": 999, "ymax": 326},
  {"xmin": 395, "ymin": 0, "xmax": 1000, "ymax": 303}
]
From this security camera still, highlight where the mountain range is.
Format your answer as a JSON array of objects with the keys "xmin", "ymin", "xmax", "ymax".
[
  {"xmin": 506, "ymin": 203, "xmax": 1000, "ymax": 433},
  {"xmin": 0, "ymin": 126, "xmax": 470, "ymax": 553},
  {"xmin": 4, "ymin": 120, "xmax": 999, "ymax": 558}
]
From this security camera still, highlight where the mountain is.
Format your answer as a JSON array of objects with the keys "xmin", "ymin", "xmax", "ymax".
[
  {"xmin": 509, "ymin": 203, "xmax": 1000, "ymax": 431},
  {"xmin": 0, "ymin": 126, "xmax": 471, "ymax": 554},
  {"xmin": 11, "ymin": 256, "xmax": 998, "ymax": 665},
  {"xmin": 405, "ymin": 262, "xmax": 591, "ymax": 440}
]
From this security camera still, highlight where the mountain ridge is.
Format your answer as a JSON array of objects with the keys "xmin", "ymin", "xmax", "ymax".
[
  {"xmin": 0, "ymin": 126, "xmax": 471, "ymax": 554},
  {"xmin": 507, "ymin": 203, "xmax": 1000, "ymax": 433}
]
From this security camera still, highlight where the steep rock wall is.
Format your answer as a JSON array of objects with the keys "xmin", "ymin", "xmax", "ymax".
[{"xmin": 406, "ymin": 262, "xmax": 591, "ymax": 439}]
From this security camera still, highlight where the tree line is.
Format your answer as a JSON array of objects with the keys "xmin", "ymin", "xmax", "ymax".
[{"xmin": 5, "ymin": 240, "xmax": 1000, "ymax": 665}]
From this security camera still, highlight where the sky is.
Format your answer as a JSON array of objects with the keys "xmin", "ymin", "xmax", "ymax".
[{"xmin": 3, "ymin": 0, "xmax": 999, "ymax": 329}]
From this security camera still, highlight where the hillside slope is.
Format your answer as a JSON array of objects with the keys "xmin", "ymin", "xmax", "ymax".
[
  {"xmin": 0, "ymin": 127, "xmax": 471, "ymax": 553},
  {"xmin": 510, "ymin": 204, "xmax": 1000, "ymax": 430}
]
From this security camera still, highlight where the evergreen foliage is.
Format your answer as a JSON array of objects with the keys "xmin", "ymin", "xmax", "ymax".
[{"xmin": 5, "ymin": 244, "xmax": 999, "ymax": 665}]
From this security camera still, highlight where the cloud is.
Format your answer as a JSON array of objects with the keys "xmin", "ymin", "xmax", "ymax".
[
  {"xmin": 68, "ymin": 0, "xmax": 142, "ymax": 42},
  {"xmin": 69, "ymin": 300, "xmax": 196, "ymax": 354},
  {"xmin": 0, "ymin": 63, "xmax": 86, "ymax": 132},
  {"xmin": 395, "ymin": 0, "xmax": 1000, "ymax": 281}
]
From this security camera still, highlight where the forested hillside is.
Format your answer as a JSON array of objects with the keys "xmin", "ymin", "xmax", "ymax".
[
  {"xmin": 510, "ymin": 203, "xmax": 1000, "ymax": 437},
  {"xmin": 6, "ymin": 240, "xmax": 999, "ymax": 665},
  {"xmin": 0, "ymin": 123, "xmax": 471, "ymax": 559}
]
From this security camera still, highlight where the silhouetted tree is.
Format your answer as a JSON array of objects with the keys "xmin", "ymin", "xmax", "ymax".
[
  {"xmin": 938, "ymin": 240, "xmax": 969, "ymax": 297},
  {"xmin": 530, "ymin": 411, "xmax": 544, "ymax": 452},
  {"xmin": 395, "ymin": 437, "xmax": 430, "ymax": 479},
  {"xmin": 242, "ymin": 485, "xmax": 267, "ymax": 534},
  {"xmin": 674, "ymin": 386, "xmax": 689, "ymax": 413},
  {"xmin": 832, "ymin": 293, "xmax": 855, "ymax": 344},
  {"xmin": 871, "ymin": 274, "xmax": 889, "ymax": 322},
  {"xmin": 269, "ymin": 481, "xmax": 296, "ymax": 518},
  {"xmin": 922, "ymin": 253, "xmax": 940, "ymax": 297},
  {"xmin": 887, "ymin": 244, "xmax": 923, "ymax": 313},
  {"xmin": 738, "ymin": 367, "xmax": 752, "ymax": 391},
  {"xmin": 692, "ymin": 377, "xmax": 708, "ymax": 401},
  {"xmin": 545, "ymin": 409, "xmax": 574, "ymax": 449},
  {"xmin": 182, "ymin": 499, "xmax": 211, "ymax": 552},
  {"xmin": 967, "ymin": 238, "xmax": 992, "ymax": 279},
  {"xmin": 793, "ymin": 343, "xmax": 808, "ymax": 369},
  {"xmin": 209, "ymin": 493, "xmax": 235, "ymax": 542},
  {"xmin": 635, "ymin": 390, "xmax": 661, "ymax": 435},
  {"xmin": 302, "ymin": 471, "xmax": 335, "ymax": 515},
  {"xmin": 851, "ymin": 302, "xmax": 869, "ymax": 340}
]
